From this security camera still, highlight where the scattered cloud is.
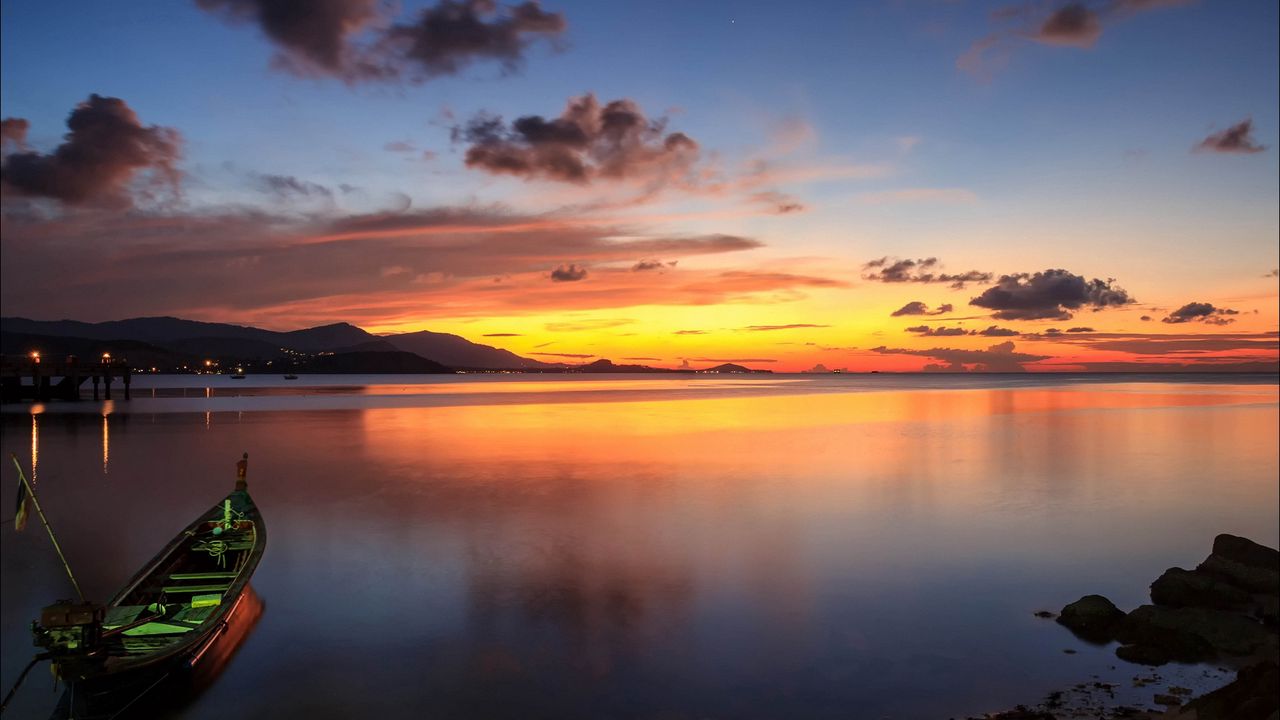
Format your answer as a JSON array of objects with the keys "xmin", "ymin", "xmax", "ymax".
[
  {"xmin": 1162, "ymin": 301, "xmax": 1239, "ymax": 325},
  {"xmin": 741, "ymin": 324, "xmax": 829, "ymax": 332},
  {"xmin": 1066, "ymin": 326, "xmax": 1094, "ymax": 333},
  {"xmin": 674, "ymin": 330, "xmax": 706, "ymax": 335},
  {"xmin": 482, "ymin": 332, "xmax": 521, "ymax": 337},
  {"xmin": 1265, "ymin": 269, "xmax": 1279, "ymax": 278},
  {"xmin": 1194, "ymin": 119, "xmax": 1268, "ymax": 155},
  {"xmin": 688, "ymin": 357, "xmax": 777, "ymax": 363},
  {"xmin": 1019, "ymin": 331, "xmax": 1278, "ymax": 356},
  {"xmin": 197, "ymin": 0, "xmax": 565, "ymax": 83},
  {"xmin": 384, "ymin": 140, "xmax": 417, "ymax": 153},
  {"xmin": 530, "ymin": 351, "xmax": 593, "ymax": 358},
  {"xmin": 455, "ymin": 93, "xmax": 699, "ymax": 189},
  {"xmin": 871, "ymin": 341, "xmax": 1049, "ymax": 372},
  {"xmin": 905, "ymin": 325, "xmax": 969, "ymax": 337},
  {"xmin": 969, "ymin": 268, "xmax": 1134, "ymax": 320},
  {"xmin": 0, "ymin": 95, "xmax": 180, "ymax": 207},
  {"xmin": 544, "ymin": 318, "xmax": 633, "ymax": 331},
  {"xmin": 891, "ymin": 301, "xmax": 953, "ymax": 317},
  {"xmin": 863, "ymin": 257, "xmax": 993, "ymax": 289},
  {"xmin": 976, "ymin": 325, "xmax": 1019, "ymax": 337},
  {"xmin": 550, "ymin": 263, "xmax": 588, "ymax": 282},
  {"xmin": 748, "ymin": 190, "xmax": 806, "ymax": 214}
]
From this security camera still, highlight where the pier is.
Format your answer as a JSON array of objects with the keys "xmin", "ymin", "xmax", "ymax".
[{"xmin": 0, "ymin": 354, "xmax": 132, "ymax": 403}]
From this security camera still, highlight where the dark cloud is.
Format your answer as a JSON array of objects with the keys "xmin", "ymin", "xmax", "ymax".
[
  {"xmin": 1140, "ymin": 315, "xmax": 1153, "ymax": 321},
  {"xmin": 632, "ymin": 259, "xmax": 676, "ymax": 272},
  {"xmin": 196, "ymin": 0, "xmax": 383, "ymax": 77},
  {"xmin": 1034, "ymin": 3, "xmax": 1102, "ymax": 47},
  {"xmin": 905, "ymin": 325, "xmax": 969, "ymax": 337},
  {"xmin": 0, "ymin": 95, "xmax": 180, "ymax": 207},
  {"xmin": 456, "ymin": 93, "xmax": 699, "ymax": 187},
  {"xmin": 198, "ymin": 0, "xmax": 564, "ymax": 83},
  {"xmin": 890, "ymin": 301, "xmax": 953, "ymax": 317},
  {"xmin": 530, "ymin": 351, "xmax": 592, "ymax": 358},
  {"xmin": 1265, "ymin": 269, "xmax": 1279, "ymax": 278},
  {"xmin": 969, "ymin": 268, "xmax": 1134, "ymax": 320},
  {"xmin": 1162, "ymin": 302, "xmax": 1239, "ymax": 325},
  {"xmin": 549, "ymin": 263, "xmax": 588, "ymax": 282},
  {"xmin": 863, "ymin": 257, "xmax": 993, "ymax": 289},
  {"xmin": 0, "ymin": 118, "xmax": 28, "ymax": 151},
  {"xmin": 256, "ymin": 173, "xmax": 333, "ymax": 199},
  {"xmin": 872, "ymin": 341, "xmax": 1049, "ymax": 372},
  {"xmin": 961, "ymin": 0, "xmax": 1192, "ymax": 77},
  {"xmin": 482, "ymin": 333, "xmax": 521, "ymax": 337},
  {"xmin": 1066, "ymin": 326, "xmax": 1094, "ymax": 333},
  {"xmin": 976, "ymin": 325, "xmax": 1019, "ymax": 336},
  {"xmin": 382, "ymin": 0, "xmax": 565, "ymax": 79},
  {"xmin": 1194, "ymin": 119, "xmax": 1268, "ymax": 155},
  {"xmin": 688, "ymin": 357, "xmax": 777, "ymax": 364},
  {"xmin": 621, "ymin": 357, "xmax": 661, "ymax": 361},
  {"xmin": 742, "ymin": 324, "xmax": 830, "ymax": 332}
]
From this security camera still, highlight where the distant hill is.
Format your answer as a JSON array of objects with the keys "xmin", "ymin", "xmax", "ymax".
[
  {"xmin": 383, "ymin": 329, "xmax": 557, "ymax": 370},
  {"xmin": 299, "ymin": 351, "xmax": 451, "ymax": 374},
  {"xmin": 702, "ymin": 363, "xmax": 772, "ymax": 374},
  {"xmin": 577, "ymin": 359, "xmax": 675, "ymax": 373},
  {"xmin": 0, "ymin": 317, "xmax": 375, "ymax": 353}
]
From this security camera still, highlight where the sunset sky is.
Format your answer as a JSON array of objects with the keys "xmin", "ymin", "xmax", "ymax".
[{"xmin": 1, "ymin": 0, "xmax": 1277, "ymax": 372}]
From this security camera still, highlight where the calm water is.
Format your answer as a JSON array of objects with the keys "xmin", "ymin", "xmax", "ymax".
[{"xmin": 2, "ymin": 374, "xmax": 1277, "ymax": 719}]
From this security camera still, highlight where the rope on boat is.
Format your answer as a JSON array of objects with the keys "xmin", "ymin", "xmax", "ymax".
[{"xmin": 0, "ymin": 653, "xmax": 48, "ymax": 714}]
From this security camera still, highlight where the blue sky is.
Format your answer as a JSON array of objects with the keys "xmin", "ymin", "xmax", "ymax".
[{"xmin": 1, "ymin": 0, "xmax": 1276, "ymax": 370}]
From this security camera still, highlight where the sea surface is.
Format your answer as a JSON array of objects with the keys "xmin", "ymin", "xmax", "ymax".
[{"xmin": 2, "ymin": 373, "xmax": 1277, "ymax": 719}]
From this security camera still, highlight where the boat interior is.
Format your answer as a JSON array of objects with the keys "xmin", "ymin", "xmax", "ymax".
[{"xmin": 100, "ymin": 514, "xmax": 257, "ymax": 659}]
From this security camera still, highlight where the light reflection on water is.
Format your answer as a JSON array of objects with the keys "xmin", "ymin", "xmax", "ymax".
[{"xmin": 1, "ymin": 377, "xmax": 1277, "ymax": 719}]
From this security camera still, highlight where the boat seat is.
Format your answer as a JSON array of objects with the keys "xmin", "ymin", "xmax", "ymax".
[
  {"xmin": 169, "ymin": 571, "xmax": 237, "ymax": 580},
  {"xmin": 162, "ymin": 583, "xmax": 231, "ymax": 593}
]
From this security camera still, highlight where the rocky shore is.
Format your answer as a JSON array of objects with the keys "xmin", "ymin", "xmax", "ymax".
[{"xmin": 968, "ymin": 534, "xmax": 1279, "ymax": 720}]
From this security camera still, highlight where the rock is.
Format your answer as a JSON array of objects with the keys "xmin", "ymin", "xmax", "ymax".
[
  {"xmin": 1151, "ymin": 567, "xmax": 1251, "ymax": 610},
  {"xmin": 1116, "ymin": 605, "xmax": 1273, "ymax": 661},
  {"xmin": 1116, "ymin": 643, "xmax": 1171, "ymax": 666},
  {"xmin": 1212, "ymin": 534, "xmax": 1280, "ymax": 571},
  {"xmin": 1034, "ymin": 610, "xmax": 1057, "ymax": 619},
  {"xmin": 1154, "ymin": 693, "xmax": 1183, "ymax": 707},
  {"xmin": 1057, "ymin": 595, "xmax": 1126, "ymax": 643},
  {"xmin": 1178, "ymin": 661, "xmax": 1279, "ymax": 720},
  {"xmin": 1198, "ymin": 553, "xmax": 1280, "ymax": 595}
]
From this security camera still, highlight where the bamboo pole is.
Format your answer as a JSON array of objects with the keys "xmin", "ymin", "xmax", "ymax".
[{"xmin": 10, "ymin": 454, "xmax": 85, "ymax": 602}]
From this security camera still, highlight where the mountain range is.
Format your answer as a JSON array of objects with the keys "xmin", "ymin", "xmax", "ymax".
[{"xmin": 0, "ymin": 316, "xmax": 768, "ymax": 373}]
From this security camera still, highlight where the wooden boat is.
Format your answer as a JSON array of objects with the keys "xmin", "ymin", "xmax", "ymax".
[{"xmin": 30, "ymin": 455, "xmax": 267, "ymax": 719}]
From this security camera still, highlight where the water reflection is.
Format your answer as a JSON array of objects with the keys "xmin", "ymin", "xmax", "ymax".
[{"xmin": 1, "ymin": 380, "xmax": 1276, "ymax": 719}]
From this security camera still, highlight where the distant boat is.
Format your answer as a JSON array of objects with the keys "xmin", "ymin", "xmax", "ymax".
[
  {"xmin": 22, "ymin": 456, "xmax": 267, "ymax": 718},
  {"xmin": 229, "ymin": 373, "xmax": 246, "ymax": 380},
  {"xmin": 282, "ymin": 374, "xmax": 298, "ymax": 380}
]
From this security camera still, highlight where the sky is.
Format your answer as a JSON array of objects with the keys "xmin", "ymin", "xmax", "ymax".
[{"xmin": 1, "ymin": 0, "xmax": 1277, "ymax": 372}]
